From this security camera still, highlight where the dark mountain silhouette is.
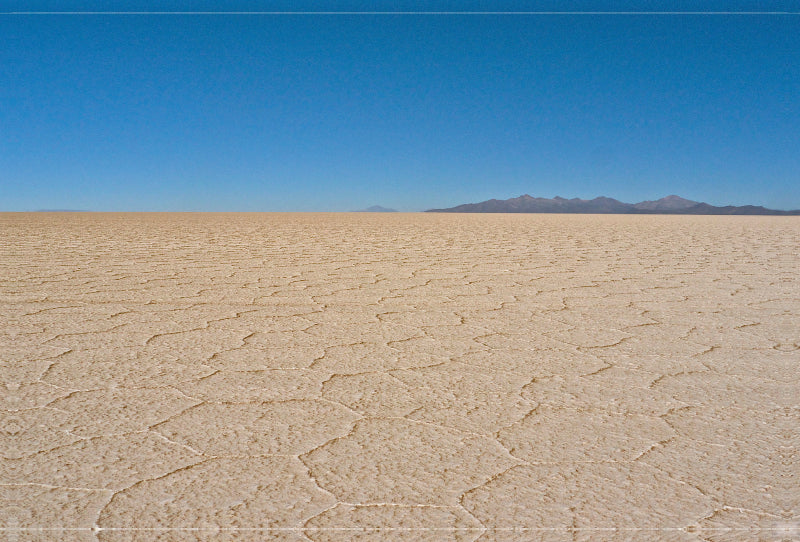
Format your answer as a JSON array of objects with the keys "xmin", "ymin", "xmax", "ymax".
[{"xmin": 426, "ymin": 195, "xmax": 800, "ymax": 215}]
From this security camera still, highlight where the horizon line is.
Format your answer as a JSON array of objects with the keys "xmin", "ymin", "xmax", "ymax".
[
  {"xmin": 4, "ymin": 11, "xmax": 800, "ymax": 16},
  {"xmin": 17, "ymin": 194, "xmax": 800, "ymax": 214},
  {"xmin": 11, "ymin": 211, "xmax": 800, "ymax": 215}
]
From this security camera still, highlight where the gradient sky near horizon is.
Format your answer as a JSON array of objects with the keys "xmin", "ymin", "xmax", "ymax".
[{"xmin": 2, "ymin": 1, "xmax": 799, "ymax": 211}]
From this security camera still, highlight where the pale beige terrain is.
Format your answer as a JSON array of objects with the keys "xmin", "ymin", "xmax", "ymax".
[{"xmin": 1, "ymin": 212, "xmax": 798, "ymax": 541}]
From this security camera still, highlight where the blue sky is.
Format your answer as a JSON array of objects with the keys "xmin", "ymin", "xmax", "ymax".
[{"xmin": 2, "ymin": 1, "xmax": 799, "ymax": 211}]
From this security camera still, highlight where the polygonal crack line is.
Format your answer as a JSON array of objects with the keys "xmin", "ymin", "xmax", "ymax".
[
  {"xmin": 373, "ymin": 310, "xmax": 403, "ymax": 324},
  {"xmin": 384, "ymin": 333, "xmax": 432, "ymax": 348},
  {"xmin": 699, "ymin": 505, "xmax": 787, "ymax": 523},
  {"xmin": 630, "ymin": 436, "xmax": 677, "ymax": 462},
  {"xmin": 455, "ymin": 503, "xmax": 490, "ymax": 539},
  {"xmin": 732, "ymin": 322, "xmax": 763, "ymax": 333},
  {"xmin": 688, "ymin": 508, "xmax": 737, "ymax": 536},
  {"xmin": 17, "ymin": 387, "xmax": 90, "ymax": 410},
  {"xmin": 575, "ymin": 361, "xmax": 616, "ymax": 378},
  {"xmin": 297, "ymin": 488, "xmax": 342, "ymax": 534},
  {"xmin": 649, "ymin": 403, "xmax": 697, "ymax": 428},
  {"xmin": 385, "ymin": 359, "xmax": 449, "ymax": 374},
  {"xmin": 162, "ymin": 382, "xmax": 214, "ymax": 404},
  {"xmin": 88, "ymin": 489, "xmax": 121, "ymax": 535},
  {"xmin": 3, "ymin": 326, "xmax": 50, "ymax": 339},
  {"xmin": 654, "ymin": 424, "xmax": 781, "ymax": 452},
  {"xmin": 635, "ymin": 457, "xmax": 718, "ymax": 510},
  {"xmin": 296, "ymin": 417, "xmax": 363, "ymax": 469},
  {"xmin": 204, "ymin": 332, "xmax": 256, "ymax": 363},
  {"xmin": 296, "ymin": 458, "xmax": 339, "ymax": 510},
  {"xmin": 15, "ymin": 351, "xmax": 73, "ymax": 375},
  {"xmin": 141, "ymin": 325, "xmax": 221, "ymax": 347},
  {"xmin": 146, "ymin": 429, "xmax": 207, "ymax": 457},
  {"xmin": 141, "ymin": 308, "xmax": 263, "ymax": 346},
  {"xmin": 458, "ymin": 462, "xmax": 528, "ymax": 513},
  {"xmin": 490, "ymin": 433, "xmax": 535, "ymax": 468},
  {"xmin": 18, "ymin": 304, "xmax": 88, "ymax": 317},
  {"xmin": 575, "ymin": 335, "xmax": 631, "ymax": 353},
  {"xmin": 517, "ymin": 371, "xmax": 554, "ymax": 400},
  {"xmin": 492, "ymin": 402, "xmax": 541, "ymax": 441},
  {"xmin": 16, "ymin": 403, "xmax": 73, "ymax": 418},
  {"xmin": 145, "ymin": 400, "xmax": 208, "ymax": 434},
  {"xmin": 315, "ymin": 370, "xmax": 345, "ymax": 393},
  {"xmin": 41, "ymin": 323, "xmax": 129, "ymax": 344},
  {"xmin": 297, "ymin": 415, "xmax": 514, "ymax": 495},
  {"xmin": 398, "ymin": 410, "xmax": 517, "ymax": 442},
  {"xmin": 379, "ymin": 371, "xmax": 416, "ymax": 389},
  {"xmin": 303, "ymin": 504, "xmax": 486, "ymax": 541},
  {"xmin": 537, "ymin": 331, "xmax": 610, "ymax": 351},
  {"xmin": 469, "ymin": 331, "xmax": 508, "ymax": 349},
  {"xmin": 304, "ymin": 342, "xmax": 368, "ymax": 370},
  {"xmin": 657, "ymin": 400, "xmax": 782, "ymax": 426},
  {"xmin": 16, "ymin": 420, "xmax": 211, "ymax": 458},
  {"xmin": 379, "ymin": 415, "xmax": 496, "ymax": 441},
  {"xmin": 288, "ymin": 319, "xmax": 319, "ymax": 333},
  {"xmin": 2, "ymin": 481, "xmax": 113, "ymax": 493},
  {"xmin": 306, "ymin": 396, "xmax": 364, "ymax": 419},
  {"xmin": 645, "ymin": 369, "xmax": 712, "ymax": 390},
  {"xmin": 93, "ymin": 457, "xmax": 216, "ymax": 528},
  {"xmin": 416, "ymin": 320, "xmax": 490, "ymax": 339}
]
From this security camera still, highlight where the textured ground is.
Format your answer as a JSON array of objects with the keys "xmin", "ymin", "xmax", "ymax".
[{"xmin": 2, "ymin": 212, "xmax": 798, "ymax": 541}]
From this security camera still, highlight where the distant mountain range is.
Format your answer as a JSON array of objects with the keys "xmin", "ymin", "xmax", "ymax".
[
  {"xmin": 426, "ymin": 195, "xmax": 800, "ymax": 215},
  {"xmin": 354, "ymin": 205, "xmax": 397, "ymax": 212},
  {"xmin": 34, "ymin": 209, "xmax": 89, "ymax": 212}
]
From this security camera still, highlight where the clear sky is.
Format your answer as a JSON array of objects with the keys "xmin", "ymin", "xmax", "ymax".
[{"xmin": 2, "ymin": 1, "xmax": 799, "ymax": 211}]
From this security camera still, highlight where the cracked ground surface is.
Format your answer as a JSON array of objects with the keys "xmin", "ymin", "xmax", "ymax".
[{"xmin": 1, "ymin": 212, "xmax": 798, "ymax": 541}]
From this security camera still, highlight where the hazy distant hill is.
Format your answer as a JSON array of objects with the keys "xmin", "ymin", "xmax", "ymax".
[
  {"xmin": 354, "ymin": 205, "xmax": 397, "ymax": 212},
  {"xmin": 633, "ymin": 195, "xmax": 699, "ymax": 211},
  {"xmin": 427, "ymin": 195, "xmax": 800, "ymax": 215}
]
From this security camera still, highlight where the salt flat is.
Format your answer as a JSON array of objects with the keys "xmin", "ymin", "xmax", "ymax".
[{"xmin": 2, "ymin": 212, "xmax": 798, "ymax": 541}]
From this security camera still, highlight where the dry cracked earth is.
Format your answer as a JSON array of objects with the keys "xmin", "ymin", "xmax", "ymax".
[{"xmin": 1, "ymin": 212, "xmax": 798, "ymax": 541}]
